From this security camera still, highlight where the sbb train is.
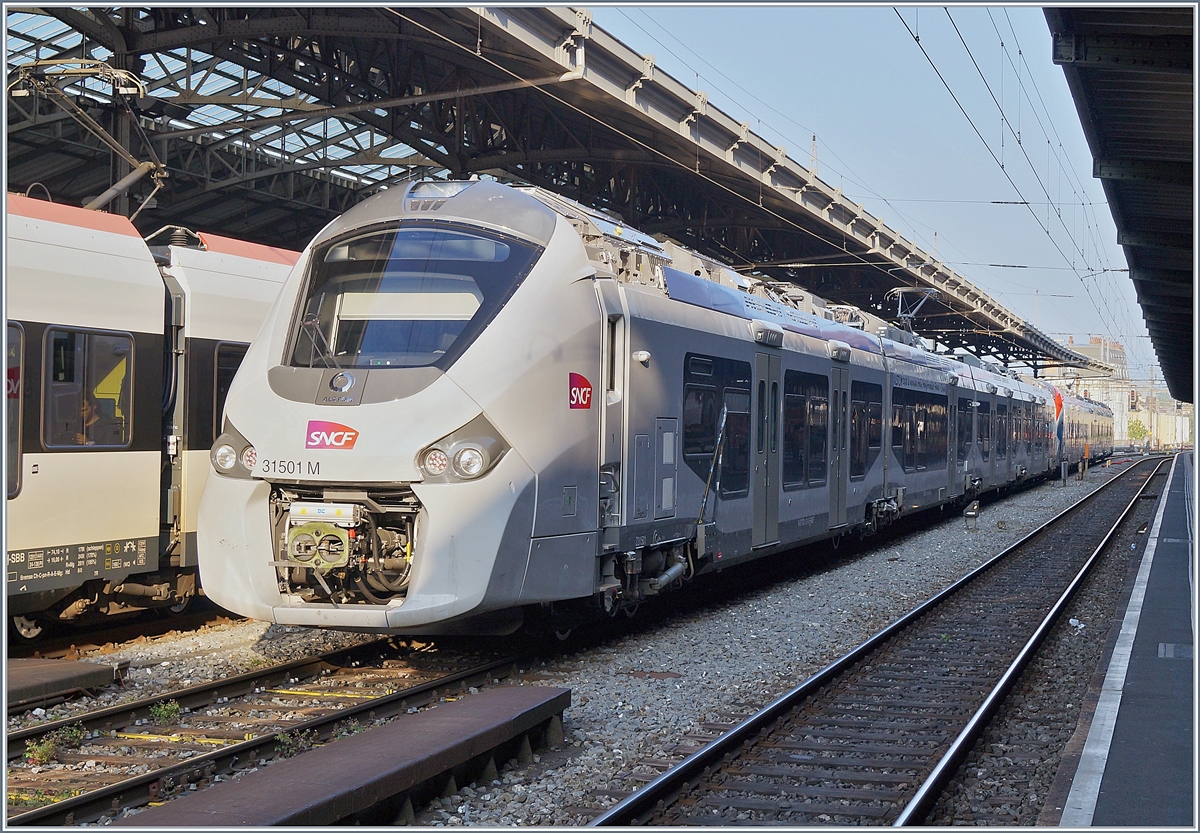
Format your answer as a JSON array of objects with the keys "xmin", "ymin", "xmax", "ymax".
[
  {"xmin": 5, "ymin": 194, "xmax": 297, "ymax": 640},
  {"xmin": 197, "ymin": 179, "xmax": 1112, "ymax": 635}
]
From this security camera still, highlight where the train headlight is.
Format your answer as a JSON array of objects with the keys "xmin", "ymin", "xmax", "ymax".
[
  {"xmin": 214, "ymin": 444, "xmax": 238, "ymax": 471},
  {"xmin": 453, "ymin": 446, "xmax": 486, "ymax": 478},
  {"xmin": 417, "ymin": 413, "xmax": 510, "ymax": 483},
  {"xmin": 240, "ymin": 445, "xmax": 258, "ymax": 471},
  {"xmin": 422, "ymin": 448, "xmax": 449, "ymax": 477},
  {"xmin": 211, "ymin": 420, "xmax": 257, "ymax": 479}
]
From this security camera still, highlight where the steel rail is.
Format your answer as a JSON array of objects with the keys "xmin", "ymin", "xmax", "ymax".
[
  {"xmin": 894, "ymin": 455, "xmax": 1172, "ymax": 825},
  {"xmin": 589, "ymin": 457, "xmax": 1163, "ymax": 826},
  {"xmin": 8, "ymin": 650, "xmax": 530, "ymax": 826},
  {"xmin": 8, "ymin": 637, "xmax": 393, "ymax": 756}
]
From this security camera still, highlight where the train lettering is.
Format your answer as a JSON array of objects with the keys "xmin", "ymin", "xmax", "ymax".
[
  {"xmin": 306, "ymin": 420, "xmax": 359, "ymax": 449},
  {"xmin": 569, "ymin": 373, "xmax": 593, "ymax": 409},
  {"xmin": 259, "ymin": 459, "xmax": 321, "ymax": 475},
  {"xmin": 6, "ymin": 366, "xmax": 18, "ymax": 398}
]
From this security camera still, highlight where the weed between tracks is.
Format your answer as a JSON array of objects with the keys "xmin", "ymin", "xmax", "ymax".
[
  {"xmin": 274, "ymin": 728, "xmax": 320, "ymax": 758},
  {"xmin": 7, "ymin": 787, "xmax": 83, "ymax": 808},
  {"xmin": 23, "ymin": 723, "xmax": 86, "ymax": 765},
  {"xmin": 149, "ymin": 699, "xmax": 182, "ymax": 726}
]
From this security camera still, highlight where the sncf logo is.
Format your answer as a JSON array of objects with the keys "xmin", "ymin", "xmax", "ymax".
[
  {"xmin": 306, "ymin": 420, "xmax": 359, "ymax": 449},
  {"xmin": 569, "ymin": 373, "xmax": 593, "ymax": 409}
]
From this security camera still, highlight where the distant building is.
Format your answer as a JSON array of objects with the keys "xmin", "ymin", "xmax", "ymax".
[{"xmin": 1046, "ymin": 335, "xmax": 1193, "ymax": 449}]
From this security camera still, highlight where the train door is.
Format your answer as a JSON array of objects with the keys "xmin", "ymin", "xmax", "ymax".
[
  {"xmin": 752, "ymin": 353, "xmax": 781, "ymax": 546},
  {"xmin": 596, "ymin": 280, "xmax": 626, "ymax": 529},
  {"xmin": 829, "ymin": 366, "xmax": 850, "ymax": 528}
]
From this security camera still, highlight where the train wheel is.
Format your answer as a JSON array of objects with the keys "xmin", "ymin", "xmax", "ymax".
[
  {"xmin": 163, "ymin": 595, "xmax": 193, "ymax": 616},
  {"xmin": 10, "ymin": 615, "xmax": 45, "ymax": 643}
]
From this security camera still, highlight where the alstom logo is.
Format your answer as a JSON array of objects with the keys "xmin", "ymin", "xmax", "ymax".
[
  {"xmin": 306, "ymin": 420, "xmax": 359, "ymax": 449},
  {"xmin": 569, "ymin": 373, "xmax": 593, "ymax": 409}
]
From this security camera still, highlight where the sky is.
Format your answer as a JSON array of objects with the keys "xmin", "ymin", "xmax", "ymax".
[{"xmin": 587, "ymin": 5, "xmax": 1158, "ymax": 385}]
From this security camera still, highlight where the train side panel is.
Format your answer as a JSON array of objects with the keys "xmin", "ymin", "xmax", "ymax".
[{"xmin": 7, "ymin": 198, "xmax": 165, "ymax": 610}]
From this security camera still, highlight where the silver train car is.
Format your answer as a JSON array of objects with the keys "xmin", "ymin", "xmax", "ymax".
[
  {"xmin": 198, "ymin": 180, "xmax": 1112, "ymax": 634},
  {"xmin": 5, "ymin": 194, "xmax": 297, "ymax": 640}
]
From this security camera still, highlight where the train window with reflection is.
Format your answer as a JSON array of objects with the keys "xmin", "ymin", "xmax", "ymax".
[
  {"xmin": 214, "ymin": 343, "xmax": 249, "ymax": 441},
  {"xmin": 849, "ymin": 381, "xmax": 883, "ymax": 479},
  {"xmin": 996, "ymin": 402, "xmax": 1008, "ymax": 457},
  {"xmin": 784, "ymin": 370, "xmax": 828, "ymax": 489},
  {"xmin": 720, "ymin": 389, "xmax": 751, "ymax": 497},
  {"xmin": 957, "ymin": 397, "xmax": 973, "ymax": 462},
  {"xmin": 782, "ymin": 393, "xmax": 806, "ymax": 488},
  {"xmin": 977, "ymin": 399, "xmax": 991, "ymax": 461},
  {"xmin": 682, "ymin": 354, "xmax": 752, "ymax": 496},
  {"xmin": 7, "ymin": 324, "xmax": 23, "ymax": 496},
  {"xmin": 892, "ymin": 387, "xmax": 948, "ymax": 472},
  {"xmin": 683, "ymin": 385, "xmax": 718, "ymax": 457},
  {"xmin": 43, "ymin": 329, "xmax": 133, "ymax": 449},
  {"xmin": 290, "ymin": 225, "xmax": 542, "ymax": 370},
  {"xmin": 808, "ymin": 397, "xmax": 828, "ymax": 485}
]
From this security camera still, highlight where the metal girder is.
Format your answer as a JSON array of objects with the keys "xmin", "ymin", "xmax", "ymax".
[
  {"xmin": 1051, "ymin": 32, "xmax": 1192, "ymax": 73},
  {"xmin": 1116, "ymin": 229, "xmax": 1193, "ymax": 250},
  {"xmin": 1093, "ymin": 157, "xmax": 1192, "ymax": 183},
  {"xmin": 5, "ymin": 6, "xmax": 1109, "ymax": 374}
]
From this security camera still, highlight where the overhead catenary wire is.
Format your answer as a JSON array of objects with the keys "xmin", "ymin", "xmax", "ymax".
[{"xmin": 896, "ymin": 9, "xmax": 1144, "ymax": 377}]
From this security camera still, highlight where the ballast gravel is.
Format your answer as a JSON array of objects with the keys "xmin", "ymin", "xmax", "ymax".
[{"xmin": 9, "ymin": 464, "xmax": 1127, "ymax": 826}]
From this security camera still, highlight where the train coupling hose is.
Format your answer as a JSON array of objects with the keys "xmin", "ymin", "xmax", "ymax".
[
  {"xmin": 112, "ymin": 581, "xmax": 172, "ymax": 600},
  {"xmin": 646, "ymin": 551, "xmax": 687, "ymax": 594}
]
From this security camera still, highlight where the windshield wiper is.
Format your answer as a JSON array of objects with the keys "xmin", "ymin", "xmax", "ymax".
[{"xmin": 300, "ymin": 313, "xmax": 341, "ymax": 369}]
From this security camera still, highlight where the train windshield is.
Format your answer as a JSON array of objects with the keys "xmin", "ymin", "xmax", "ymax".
[{"xmin": 290, "ymin": 225, "xmax": 542, "ymax": 369}]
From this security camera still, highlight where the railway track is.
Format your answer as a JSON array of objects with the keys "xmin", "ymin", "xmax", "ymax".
[
  {"xmin": 591, "ymin": 456, "xmax": 1168, "ymax": 826},
  {"xmin": 6, "ymin": 637, "xmax": 530, "ymax": 825},
  {"xmin": 7, "ymin": 601, "xmax": 239, "ymax": 661}
]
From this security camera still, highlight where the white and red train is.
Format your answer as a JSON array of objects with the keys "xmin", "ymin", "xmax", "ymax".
[{"xmin": 5, "ymin": 194, "xmax": 297, "ymax": 640}]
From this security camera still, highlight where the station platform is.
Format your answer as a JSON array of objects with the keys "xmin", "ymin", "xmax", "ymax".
[
  {"xmin": 6, "ymin": 657, "xmax": 117, "ymax": 710},
  {"xmin": 1052, "ymin": 451, "xmax": 1195, "ymax": 827}
]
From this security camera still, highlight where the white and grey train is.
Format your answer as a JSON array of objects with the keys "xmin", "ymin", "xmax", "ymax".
[
  {"xmin": 198, "ymin": 179, "xmax": 1113, "ymax": 635},
  {"xmin": 6, "ymin": 194, "xmax": 297, "ymax": 640}
]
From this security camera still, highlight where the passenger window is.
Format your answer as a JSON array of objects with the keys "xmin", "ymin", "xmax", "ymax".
[
  {"xmin": 783, "ymin": 393, "xmax": 806, "ymax": 488},
  {"xmin": 892, "ymin": 386, "xmax": 948, "ymax": 472},
  {"xmin": 43, "ymin": 329, "xmax": 133, "ymax": 449},
  {"xmin": 683, "ymin": 385, "xmax": 718, "ymax": 458},
  {"xmin": 683, "ymin": 353, "xmax": 752, "ymax": 495},
  {"xmin": 784, "ymin": 369, "xmax": 828, "ymax": 488},
  {"xmin": 977, "ymin": 400, "xmax": 991, "ymax": 461},
  {"xmin": 770, "ymin": 381, "xmax": 779, "ymax": 454},
  {"xmin": 957, "ymin": 397, "xmax": 973, "ymax": 462},
  {"xmin": 997, "ymin": 403, "xmax": 1008, "ymax": 457},
  {"xmin": 849, "ymin": 380, "xmax": 883, "ymax": 479},
  {"xmin": 7, "ymin": 323, "xmax": 23, "ymax": 496},
  {"xmin": 808, "ymin": 397, "xmax": 828, "ymax": 485},
  {"xmin": 720, "ymin": 389, "xmax": 751, "ymax": 497},
  {"xmin": 756, "ymin": 380, "xmax": 767, "ymax": 454},
  {"xmin": 214, "ymin": 342, "xmax": 249, "ymax": 441},
  {"xmin": 850, "ymin": 400, "xmax": 866, "ymax": 478}
]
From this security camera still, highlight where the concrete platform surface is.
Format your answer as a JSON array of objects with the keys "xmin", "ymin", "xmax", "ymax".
[
  {"xmin": 1061, "ymin": 451, "xmax": 1195, "ymax": 827},
  {"xmin": 116, "ymin": 684, "xmax": 571, "ymax": 826},
  {"xmin": 7, "ymin": 658, "xmax": 115, "ymax": 708}
]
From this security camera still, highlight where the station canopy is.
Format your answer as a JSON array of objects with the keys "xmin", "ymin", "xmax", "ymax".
[
  {"xmin": 7, "ymin": 6, "xmax": 1109, "ymax": 374},
  {"xmin": 1046, "ymin": 8, "xmax": 1193, "ymax": 402}
]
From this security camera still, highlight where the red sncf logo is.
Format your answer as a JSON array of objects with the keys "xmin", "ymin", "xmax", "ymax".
[
  {"xmin": 568, "ymin": 373, "xmax": 592, "ymax": 409},
  {"xmin": 306, "ymin": 420, "xmax": 359, "ymax": 449}
]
